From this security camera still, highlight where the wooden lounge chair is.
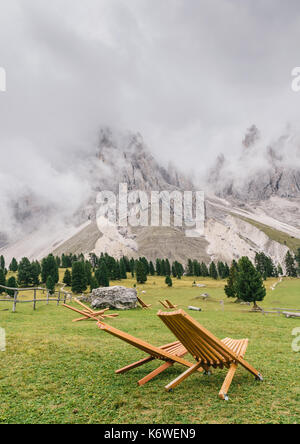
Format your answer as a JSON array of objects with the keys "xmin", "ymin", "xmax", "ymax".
[
  {"xmin": 97, "ymin": 321, "xmax": 204, "ymax": 386},
  {"xmin": 165, "ymin": 300, "xmax": 178, "ymax": 309},
  {"xmin": 63, "ymin": 300, "xmax": 119, "ymax": 322},
  {"xmin": 159, "ymin": 300, "xmax": 169, "ymax": 309},
  {"xmin": 157, "ymin": 309, "xmax": 263, "ymax": 400},
  {"xmin": 137, "ymin": 296, "xmax": 152, "ymax": 309}
]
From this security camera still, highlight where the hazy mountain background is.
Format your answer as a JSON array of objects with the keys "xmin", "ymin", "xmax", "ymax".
[{"xmin": 0, "ymin": 1, "xmax": 300, "ymax": 266}]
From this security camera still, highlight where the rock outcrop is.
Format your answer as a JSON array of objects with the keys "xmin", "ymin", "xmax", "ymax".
[{"xmin": 90, "ymin": 286, "xmax": 137, "ymax": 310}]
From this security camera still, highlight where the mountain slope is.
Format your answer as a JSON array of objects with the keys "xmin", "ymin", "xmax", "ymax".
[{"xmin": 1, "ymin": 126, "xmax": 300, "ymax": 266}]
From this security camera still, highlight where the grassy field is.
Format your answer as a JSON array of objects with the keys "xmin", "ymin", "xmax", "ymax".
[{"xmin": 0, "ymin": 273, "xmax": 299, "ymax": 424}]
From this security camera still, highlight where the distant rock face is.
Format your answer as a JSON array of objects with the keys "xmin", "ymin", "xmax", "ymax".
[
  {"xmin": 90, "ymin": 286, "xmax": 137, "ymax": 310},
  {"xmin": 208, "ymin": 125, "xmax": 300, "ymax": 201}
]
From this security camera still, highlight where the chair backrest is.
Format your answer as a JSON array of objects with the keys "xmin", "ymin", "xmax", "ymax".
[
  {"xmin": 157, "ymin": 309, "xmax": 238, "ymax": 366},
  {"xmin": 166, "ymin": 300, "xmax": 176, "ymax": 308}
]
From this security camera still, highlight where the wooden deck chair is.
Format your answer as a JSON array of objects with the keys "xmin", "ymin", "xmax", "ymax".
[
  {"xmin": 159, "ymin": 300, "xmax": 169, "ymax": 309},
  {"xmin": 63, "ymin": 302, "xmax": 118, "ymax": 322},
  {"xmin": 165, "ymin": 300, "xmax": 178, "ymax": 309},
  {"xmin": 137, "ymin": 296, "xmax": 152, "ymax": 309},
  {"xmin": 97, "ymin": 321, "xmax": 204, "ymax": 386},
  {"xmin": 157, "ymin": 309, "xmax": 263, "ymax": 400}
]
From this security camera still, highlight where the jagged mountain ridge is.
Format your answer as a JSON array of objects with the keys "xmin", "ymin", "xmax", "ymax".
[
  {"xmin": 1, "ymin": 126, "xmax": 299, "ymax": 266},
  {"xmin": 209, "ymin": 125, "xmax": 300, "ymax": 201}
]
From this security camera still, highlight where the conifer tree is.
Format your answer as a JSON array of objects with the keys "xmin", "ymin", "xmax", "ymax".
[
  {"xmin": 18, "ymin": 257, "xmax": 33, "ymax": 287},
  {"xmin": 84, "ymin": 261, "xmax": 92, "ymax": 286},
  {"xmin": 6, "ymin": 276, "xmax": 17, "ymax": 297},
  {"xmin": 136, "ymin": 261, "xmax": 147, "ymax": 284},
  {"xmin": 285, "ymin": 251, "xmax": 297, "ymax": 277},
  {"xmin": 0, "ymin": 268, "xmax": 5, "ymax": 293},
  {"xmin": 161, "ymin": 259, "xmax": 166, "ymax": 276},
  {"xmin": 235, "ymin": 257, "xmax": 266, "ymax": 309},
  {"xmin": 95, "ymin": 261, "xmax": 110, "ymax": 288},
  {"xmin": 46, "ymin": 276, "xmax": 55, "ymax": 295},
  {"xmin": 172, "ymin": 263, "xmax": 177, "ymax": 278},
  {"xmin": 165, "ymin": 275, "xmax": 173, "ymax": 287},
  {"xmin": 0, "ymin": 255, "xmax": 5, "ymax": 270},
  {"xmin": 120, "ymin": 258, "xmax": 127, "ymax": 279},
  {"xmin": 41, "ymin": 254, "xmax": 59, "ymax": 284},
  {"xmin": 209, "ymin": 262, "xmax": 218, "ymax": 280},
  {"xmin": 9, "ymin": 258, "xmax": 18, "ymax": 272},
  {"xmin": 30, "ymin": 261, "xmax": 40, "ymax": 286},
  {"xmin": 90, "ymin": 275, "xmax": 99, "ymax": 291},
  {"xmin": 187, "ymin": 259, "xmax": 194, "ymax": 276},
  {"xmin": 156, "ymin": 259, "xmax": 162, "ymax": 276},
  {"xmin": 63, "ymin": 269, "xmax": 72, "ymax": 287},
  {"xmin": 224, "ymin": 261, "xmax": 238, "ymax": 299},
  {"xmin": 71, "ymin": 262, "xmax": 88, "ymax": 294},
  {"xmin": 165, "ymin": 259, "xmax": 171, "ymax": 277},
  {"xmin": 200, "ymin": 262, "xmax": 209, "ymax": 277},
  {"xmin": 149, "ymin": 261, "xmax": 155, "ymax": 276}
]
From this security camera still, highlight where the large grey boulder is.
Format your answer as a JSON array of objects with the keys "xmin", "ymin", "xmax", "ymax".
[{"xmin": 90, "ymin": 286, "xmax": 138, "ymax": 310}]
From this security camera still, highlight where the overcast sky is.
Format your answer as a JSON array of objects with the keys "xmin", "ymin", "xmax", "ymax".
[{"xmin": 0, "ymin": 0, "xmax": 300, "ymax": 234}]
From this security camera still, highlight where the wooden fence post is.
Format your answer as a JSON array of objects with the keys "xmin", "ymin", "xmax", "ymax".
[
  {"xmin": 33, "ymin": 289, "xmax": 37, "ymax": 311},
  {"xmin": 12, "ymin": 290, "xmax": 18, "ymax": 313}
]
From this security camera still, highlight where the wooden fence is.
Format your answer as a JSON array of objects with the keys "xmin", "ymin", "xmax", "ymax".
[{"xmin": 0, "ymin": 284, "xmax": 73, "ymax": 312}]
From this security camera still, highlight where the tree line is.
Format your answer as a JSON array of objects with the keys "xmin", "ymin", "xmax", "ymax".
[{"xmin": 0, "ymin": 248, "xmax": 299, "ymax": 296}]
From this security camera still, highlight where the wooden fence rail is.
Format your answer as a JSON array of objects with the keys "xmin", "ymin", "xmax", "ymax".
[{"xmin": 0, "ymin": 284, "xmax": 73, "ymax": 312}]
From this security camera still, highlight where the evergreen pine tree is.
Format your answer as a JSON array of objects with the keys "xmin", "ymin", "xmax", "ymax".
[
  {"xmin": 9, "ymin": 258, "xmax": 18, "ymax": 272},
  {"xmin": 187, "ymin": 259, "xmax": 194, "ymax": 276},
  {"xmin": 6, "ymin": 276, "xmax": 17, "ymax": 297},
  {"xmin": 18, "ymin": 257, "xmax": 33, "ymax": 287},
  {"xmin": 295, "ymin": 248, "xmax": 300, "ymax": 275},
  {"xmin": 224, "ymin": 261, "xmax": 238, "ymax": 299},
  {"xmin": 120, "ymin": 258, "xmax": 127, "ymax": 279},
  {"xmin": 209, "ymin": 262, "xmax": 218, "ymax": 280},
  {"xmin": 63, "ymin": 269, "xmax": 72, "ymax": 286},
  {"xmin": 149, "ymin": 261, "xmax": 155, "ymax": 276},
  {"xmin": 174, "ymin": 261, "xmax": 183, "ymax": 279},
  {"xmin": 136, "ymin": 261, "xmax": 147, "ymax": 284},
  {"xmin": 84, "ymin": 261, "xmax": 92, "ymax": 286},
  {"xmin": 200, "ymin": 262, "xmax": 209, "ymax": 277},
  {"xmin": 172, "ymin": 263, "xmax": 177, "ymax": 278},
  {"xmin": 71, "ymin": 262, "xmax": 88, "ymax": 294},
  {"xmin": 0, "ymin": 255, "xmax": 5, "ymax": 270},
  {"xmin": 235, "ymin": 257, "xmax": 266, "ymax": 309},
  {"xmin": 130, "ymin": 258, "xmax": 135, "ymax": 277},
  {"xmin": 41, "ymin": 254, "xmax": 59, "ymax": 284},
  {"xmin": 95, "ymin": 261, "xmax": 110, "ymax": 287},
  {"xmin": 0, "ymin": 268, "xmax": 5, "ymax": 293},
  {"xmin": 46, "ymin": 276, "xmax": 55, "ymax": 295},
  {"xmin": 156, "ymin": 259, "xmax": 162, "ymax": 276},
  {"xmin": 30, "ymin": 261, "xmax": 40, "ymax": 286},
  {"xmin": 165, "ymin": 259, "xmax": 171, "ymax": 277},
  {"xmin": 161, "ymin": 259, "xmax": 166, "ymax": 276},
  {"xmin": 285, "ymin": 251, "xmax": 297, "ymax": 277},
  {"xmin": 165, "ymin": 275, "xmax": 173, "ymax": 287},
  {"xmin": 90, "ymin": 275, "xmax": 99, "ymax": 291}
]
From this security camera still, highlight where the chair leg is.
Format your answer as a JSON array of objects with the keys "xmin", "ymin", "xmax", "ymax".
[
  {"xmin": 219, "ymin": 363, "xmax": 238, "ymax": 400},
  {"xmin": 115, "ymin": 356, "xmax": 154, "ymax": 374},
  {"xmin": 138, "ymin": 361, "xmax": 174, "ymax": 386},
  {"xmin": 165, "ymin": 362, "xmax": 203, "ymax": 392}
]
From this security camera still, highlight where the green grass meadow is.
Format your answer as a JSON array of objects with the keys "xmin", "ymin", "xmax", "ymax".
[{"xmin": 0, "ymin": 274, "xmax": 299, "ymax": 424}]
